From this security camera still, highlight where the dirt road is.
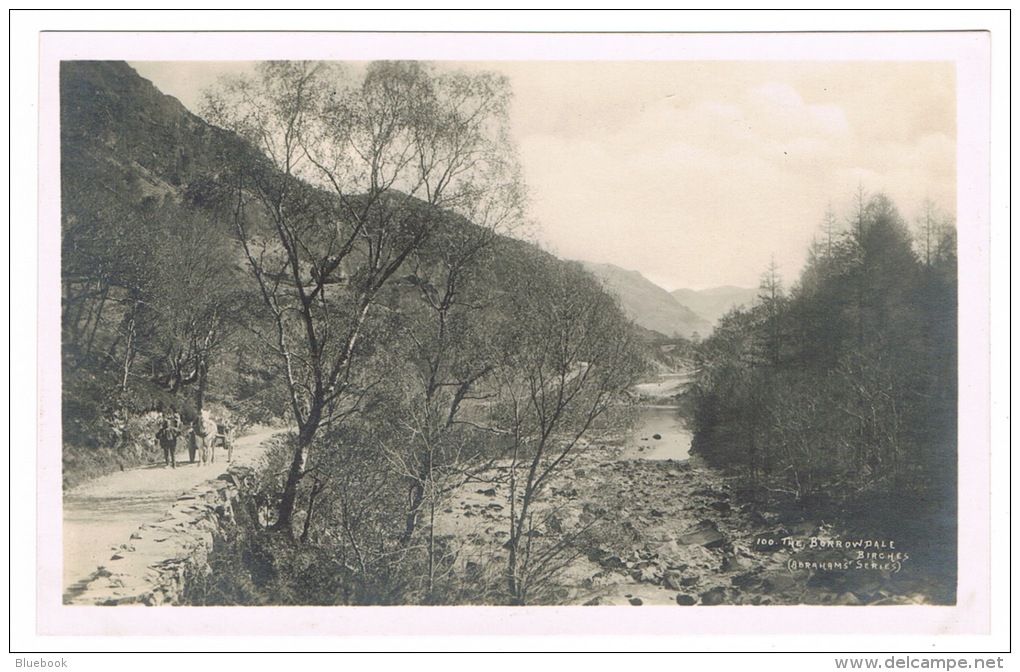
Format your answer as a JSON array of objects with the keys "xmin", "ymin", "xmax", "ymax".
[{"xmin": 62, "ymin": 427, "xmax": 284, "ymax": 594}]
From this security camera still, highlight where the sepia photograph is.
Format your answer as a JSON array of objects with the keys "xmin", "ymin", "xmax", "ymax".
[{"xmin": 21, "ymin": 18, "xmax": 1002, "ymax": 653}]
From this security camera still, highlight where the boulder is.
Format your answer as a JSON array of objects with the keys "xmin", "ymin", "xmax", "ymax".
[
  {"xmin": 692, "ymin": 488, "xmax": 729, "ymax": 499},
  {"xmin": 834, "ymin": 592, "xmax": 862, "ymax": 606},
  {"xmin": 675, "ymin": 594, "xmax": 697, "ymax": 606},
  {"xmin": 731, "ymin": 572, "xmax": 761, "ymax": 590},
  {"xmin": 678, "ymin": 520, "xmax": 725, "ymax": 548},
  {"xmin": 762, "ymin": 573, "xmax": 799, "ymax": 594},
  {"xmin": 721, "ymin": 554, "xmax": 752, "ymax": 573},
  {"xmin": 700, "ymin": 586, "xmax": 727, "ymax": 605},
  {"xmin": 663, "ymin": 571, "xmax": 685, "ymax": 592},
  {"xmin": 633, "ymin": 565, "xmax": 659, "ymax": 582},
  {"xmin": 602, "ymin": 555, "xmax": 627, "ymax": 570}
]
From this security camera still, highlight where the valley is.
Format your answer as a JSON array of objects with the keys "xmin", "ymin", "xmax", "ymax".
[{"xmin": 57, "ymin": 60, "xmax": 959, "ymax": 609}]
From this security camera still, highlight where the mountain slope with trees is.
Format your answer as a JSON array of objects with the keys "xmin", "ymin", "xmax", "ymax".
[
  {"xmin": 61, "ymin": 61, "xmax": 272, "ymax": 484},
  {"xmin": 61, "ymin": 61, "xmax": 646, "ymax": 604}
]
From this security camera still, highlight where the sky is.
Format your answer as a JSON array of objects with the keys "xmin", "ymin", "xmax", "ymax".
[{"xmin": 128, "ymin": 57, "xmax": 956, "ymax": 292}]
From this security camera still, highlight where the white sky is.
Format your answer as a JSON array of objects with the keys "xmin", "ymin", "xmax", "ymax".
[{"xmin": 131, "ymin": 57, "xmax": 956, "ymax": 291}]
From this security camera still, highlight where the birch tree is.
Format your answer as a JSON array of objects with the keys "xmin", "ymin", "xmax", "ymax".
[
  {"xmin": 490, "ymin": 260, "xmax": 643, "ymax": 604},
  {"xmin": 204, "ymin": 60, "xmax": 523, "ymax": 535}
]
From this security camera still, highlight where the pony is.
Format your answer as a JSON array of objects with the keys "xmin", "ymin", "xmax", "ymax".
[{"xmin": 191, "ymin": 411, "xmax": 216, "ymax": 464}]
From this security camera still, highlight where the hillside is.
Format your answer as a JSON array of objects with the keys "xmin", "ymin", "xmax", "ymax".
[
  {"xmin": 60, "ymin": 62, "xmax": 272, "ymax": 486},
  {"xmin": 671, "ymin": 286, "xmax": 759, "ymax": 328},
  {"xmin": 580, "ymin": 262, "xmax": 712, "ymax": 339},
  {"xmin": 59, "ymin": 61, "xmax": 645, "ymax": 485}
]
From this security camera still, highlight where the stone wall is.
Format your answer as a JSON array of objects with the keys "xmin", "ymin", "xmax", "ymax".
[{"xmin": 64, "ymin": 464, "xmax": 257, "ymax": 606}]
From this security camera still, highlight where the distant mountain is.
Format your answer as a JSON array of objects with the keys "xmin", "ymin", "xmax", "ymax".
[
  {"xmin": 580, "ymin": 262, "xmax": 712, "ymax": 340},
  {"xmin": 671, "ymin": 286, "xmax": 759, "ymax": 327}
]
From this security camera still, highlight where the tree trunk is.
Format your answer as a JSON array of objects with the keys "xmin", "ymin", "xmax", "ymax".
[
  {"xmin": 300, "ymin": 479, "xmax": 322, "ymax": 543},
  {"xmin": 120, "ymin": 309, "xmax": 137, "ymax": 393},
  {"xmin": 195, "ymin": 358, "xmax": 208, "ymax": 416},
  {"xmin": 507, "ymin": 537, "xmax": 521, "ymax": 605},
  {"xmin": 276, "ymin": 404, "xmax": 322, "ymax": 536},
  {"xmin": 402, "ymin": 481, "xmax": 425, "ymax": 544},
  {"xmin": 427, "ymin": 496, "xmax": 437, "ymax": 597},
  {"xmin": 84, "ymin": 282, "xmax": 109, "ymax": 359},
  {"xmin": 276, "ymin": 440, "xmax": 307, "ymax": 537}
]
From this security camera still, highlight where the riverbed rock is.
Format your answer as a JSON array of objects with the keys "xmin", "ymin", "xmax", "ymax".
[
  {"xmin": 677, "ymin": 520, "xmax": 725, "ymax": 548},
  {"xmin": 663, "ymin": 571, "xmax": 686, "ymax": 592},
  {"xmin": 692, "ymin": 487, "xmax": 729, "ymax": 499},
  {"xmin": 676, "ymin": 593, "xmax": 697, "ymax": 606},
  {"xmin": 721, "ymin": 554, "xmax": 752, "ymax": 573},
  {"xmin": 731, "ymin": 571, "xmax": 761, "ymax": 590},
  {"xmin": 834, "ymin": 592, "xmax": 863, "ymax": 605},
  {"xmin": 789, "ymin": 521, "xmax": 817, "ymax": 536},
  {"xmin": 635, "ymin": 565, "xmax": 659, "ymax": 582},
  {"xmin": 761, "ymin": 573, "xmax": 800, "ymax": 594},
  {"xmin": 602, "ymin": 555, "xmax": 627, "ymax": 570},
  {"xmin": 700, "ymin": 586, "xmax": 728, "ymax": 605}
]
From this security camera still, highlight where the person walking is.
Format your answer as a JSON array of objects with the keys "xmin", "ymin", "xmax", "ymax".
[
  {"xmin": 217, "ymin": 417, "xmax": 235, "ymax": 463},
  {"xmin": 156, "ymin": 415, "xmax": 181, "ymax": 468}
]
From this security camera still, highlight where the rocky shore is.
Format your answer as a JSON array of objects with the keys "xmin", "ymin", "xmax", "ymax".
[{"xmin": 435, "ymin": 440, "xmax": 947, "ymax": 606}]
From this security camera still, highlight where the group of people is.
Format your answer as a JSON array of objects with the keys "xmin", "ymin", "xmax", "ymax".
[{"xmin": 155, "ymin": 410, "xmax": 234, "ymax": 469}]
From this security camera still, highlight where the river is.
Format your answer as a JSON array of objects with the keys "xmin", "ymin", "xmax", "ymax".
[
  {"xmin": 619, "ymin": 404, "xmax": 692, "ymax": 461},
  {"xmin": 618, "ymin": 371, "xmax": 695, "ymax": 462}
]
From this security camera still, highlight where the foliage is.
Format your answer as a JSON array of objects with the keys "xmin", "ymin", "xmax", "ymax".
[
  {"xmin": 202, "ymin": 60, "xmax": 526, "ymax": 534},
  {"xmin": 689, "ymin": 193, "xmax": 957, "ymax": 513},
  {"xmin": 487, "ymin": 258, "xmax": 645, "ymax": 603},
  {"xmin": 61, "ymin": 63, "xmax": 269, "ymax": 485}
]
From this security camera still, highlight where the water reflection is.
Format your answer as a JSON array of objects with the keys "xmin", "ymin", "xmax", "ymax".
[{"xmin": 619, "ymin": 405, "xmax": 691, "ymax": 461}]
